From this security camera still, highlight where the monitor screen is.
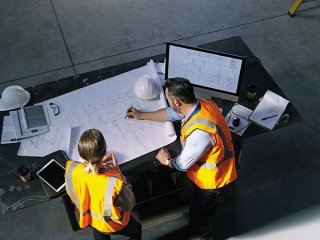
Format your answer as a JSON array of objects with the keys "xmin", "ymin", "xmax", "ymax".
[{"xmin": 165, "ymin": 42, "xmax": 244, "ymax": 101}]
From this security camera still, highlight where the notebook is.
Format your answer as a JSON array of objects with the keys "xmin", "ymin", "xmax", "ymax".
[{"xmin": 249, "ymin": 90, "xmax": 289, "ymax": 131}]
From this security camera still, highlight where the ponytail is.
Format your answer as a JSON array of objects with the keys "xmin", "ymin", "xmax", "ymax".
[{"xmin": 83, "ymin": 161, "xmax": 99, "ymax": 174}]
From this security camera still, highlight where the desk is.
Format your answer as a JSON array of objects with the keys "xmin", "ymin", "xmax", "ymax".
[{"xmin": 0, "ymin": 36, "xmax": 302, "ymax": 230}]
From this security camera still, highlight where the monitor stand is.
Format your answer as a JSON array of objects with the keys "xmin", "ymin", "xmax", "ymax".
[{"xmin": 194, "ymin": 86, "xmax": 239, "ymax": 102}]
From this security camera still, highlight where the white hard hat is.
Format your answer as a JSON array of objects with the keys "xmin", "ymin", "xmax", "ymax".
[
  {"xmin": 133, "ymin": 75, "xmax": 160, "ymax": 100},
  {"xmin": 0, "ymin": 85, "xmax": 30, "ymax": 111}
]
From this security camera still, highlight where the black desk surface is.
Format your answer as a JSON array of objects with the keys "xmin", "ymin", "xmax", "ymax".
[
  {"xmin": 0, "ymin": 36, "xmax": 302, "ymax": 213},
  {"xmin": 0, "ymin": 150, "xmax": 67, "ymax": 213}
]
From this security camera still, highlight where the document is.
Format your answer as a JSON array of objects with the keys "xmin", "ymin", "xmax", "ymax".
[
  {"xmin": 225, "ymin": 103, "xmax": 252, "ymax": 136},
  {"xmin": 17, "ymin": 127, "xmax": 71, "ymax": 157},
  {"xmin": 1, "ymin": 116, "xmax": 18, "ymax": 144},
  {"xmin": 249, "ymin": 90, "xmax": 289, "ymax": 131}
]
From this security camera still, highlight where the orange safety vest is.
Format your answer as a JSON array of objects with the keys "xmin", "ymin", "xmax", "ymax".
[
  {"xmin": 65, "ymin": 160, "xmax": 131, "ymax": 233},
  {"xmin": 181, "ymin": 99, "xmax": 237, "ymax": 189}
]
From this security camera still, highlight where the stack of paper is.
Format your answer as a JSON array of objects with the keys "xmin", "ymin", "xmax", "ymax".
[
  {"xmin": 10, "ymin": 105, "xmax": 49, "ymax": 139},
  {"xmin": 1, "ymin": 104, "xmax": 49, "ymax": 143},
  {"xmin": 1, "ymin": 116, "xmax": 17, "ymax": 144}
]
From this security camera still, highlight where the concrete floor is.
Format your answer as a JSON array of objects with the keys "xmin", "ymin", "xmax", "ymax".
[{"xmin": 1, "ymin": 0, "xmax": 320, "ymax": 239}]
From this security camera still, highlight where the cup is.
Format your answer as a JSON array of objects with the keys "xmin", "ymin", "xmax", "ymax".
[
  {"xmin": 246, "ymin": 84, "xmax": 257, "ymax": 101},
  {"xmin": 17, "ymin": 165, "xmax": 31, "ymax": 182}
]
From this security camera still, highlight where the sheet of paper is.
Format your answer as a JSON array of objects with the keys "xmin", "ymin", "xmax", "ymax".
[
  {"xmin": 225, "ymin": 104, "xmax": 253, "ymax": 136},
  {"xmin": 1, "ymin": 116, "xmax": 18, "ymax": 144},
  {"xmin": 249, "ymin": 90, "xmax": 289, "ymax": 130},
  {"xmin": 155, "ymin": 62, "xmax": 165, "ymax": 75},
  {"xmin": 17, "ymin": 127, "xmax": 71, "ymax": 157},
  {"xmin": 148, "ymin": 60, "xmax": 176, "ymax": 138},
  {"xmin": 38, "ymin": 61, "xmax": 177, "ymax": 164}
]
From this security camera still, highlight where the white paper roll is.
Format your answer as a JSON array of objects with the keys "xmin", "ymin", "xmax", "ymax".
[{"xmin": 148, "ymin": 60, "xmax": 176, "ymax": 138}]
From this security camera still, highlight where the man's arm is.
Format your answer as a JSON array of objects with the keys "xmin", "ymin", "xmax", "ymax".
[
  {"xmin": 126, "ymin": 107, "xmax": 169, "ymax": 121},
  {"xmin": 156, "ymin": 130, "xmax": 214, "ymax": 170},
  {"xmin": 174, "ymin": 130, "xmax": 214, "ymax": 170}
]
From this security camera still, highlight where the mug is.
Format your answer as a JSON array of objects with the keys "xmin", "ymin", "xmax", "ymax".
[
  {"xmin": 17, "ymin": 165, "xmax": 31, "ymax": 182},
  {"xmin": 246, "ymin": 84, "xmax": 258, "ymax": 101}
]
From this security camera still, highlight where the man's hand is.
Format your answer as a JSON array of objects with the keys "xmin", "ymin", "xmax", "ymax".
[
  {"xmin": 126, "ymin": 107, "xmax": 169, "ymax": 121},
  {"xmin": 126, "ymin": 107, "xmax": 142, "ymax": 119},
  {"xmin": 156, "ymin": 148, "xmax": 172, "ymax": 166}
]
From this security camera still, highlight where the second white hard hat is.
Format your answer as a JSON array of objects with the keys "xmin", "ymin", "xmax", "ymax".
[
  {"xmin": 133, "ymin": 75, "xmax": 160, "ymax": 100},
  {"xmin": 0, "ymin": 85, "xmax": 30, "ymax": 111}
]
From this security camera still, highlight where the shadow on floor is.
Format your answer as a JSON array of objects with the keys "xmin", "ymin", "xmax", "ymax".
[{"xmin": 143, "ymin": 167, "xmax": 320, "ymax": 240}]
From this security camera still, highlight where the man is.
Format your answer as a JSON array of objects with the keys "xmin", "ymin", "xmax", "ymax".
[
  {"xmin": 126, "ymin": 77, "xmax": 237, "ymax": 239},
  {"xmin": 65, "ymin": 129, "xmax": 142, "ymax": 240}
]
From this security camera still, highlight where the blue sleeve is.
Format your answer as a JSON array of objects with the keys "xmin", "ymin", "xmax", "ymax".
[{"xmin": 166, "ymin": 107, "xmax": 183, "ymax": 121}]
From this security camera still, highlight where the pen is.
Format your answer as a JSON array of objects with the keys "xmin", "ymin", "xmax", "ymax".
[
  {"xmin": 261, "ymin": 114, "xmax": 277, "ymax": 121},
  {"xmin": 125, "ymin": 105, "xmax": 133, "ymax": 119}
]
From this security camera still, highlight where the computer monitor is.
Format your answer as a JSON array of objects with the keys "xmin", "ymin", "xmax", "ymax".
[{"xmin": 165, "ymin": 42, "xmax": 245, "ymax": 102}]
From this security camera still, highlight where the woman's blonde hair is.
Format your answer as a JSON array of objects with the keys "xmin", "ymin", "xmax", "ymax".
[{"xmin": 78, "ymin": 129, "xmax": 106, "ymax": 174}]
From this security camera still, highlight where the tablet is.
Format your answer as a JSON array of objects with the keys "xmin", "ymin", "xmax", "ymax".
[{"xmin": 36, "ymin": 159, "xmax": 65, "ymax": 192}]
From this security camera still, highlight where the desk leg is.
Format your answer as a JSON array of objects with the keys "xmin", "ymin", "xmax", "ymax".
[
  {"xmin": 62, "ymin": 195, "xmax": 80, "ymax": 231},
  {"xmin": 233, "ymin": 140, "xmax": 243, "ymax": 169}
]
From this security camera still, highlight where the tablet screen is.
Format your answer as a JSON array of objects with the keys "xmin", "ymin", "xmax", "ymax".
[{"xmin": 36, "ymin": 159, "xmax": 65, "ymax": 192}]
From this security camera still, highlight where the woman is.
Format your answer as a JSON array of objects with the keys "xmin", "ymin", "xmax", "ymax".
[{"xmin": 65, "ymin": 129, "xmax": 142, "ymax": 240}]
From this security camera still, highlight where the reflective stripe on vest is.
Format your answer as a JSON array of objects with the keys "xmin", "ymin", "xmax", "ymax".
[
  {"xmin": 66, "ymin": 161, "xmax": 80, "ymax": 208},
  {"xmin": 104, "ymin": 177, "xmax": 116, "ymax": 217},
  {"xmin": 184, "ymin": 117, "xmax": 233, "ymax": 169},
  {"xmin": 84, "ymin": 208, "xmax": 123, "ymax": 222},
  {"xmin": 104, "ymin": 209, "xmax": 125, "ymax": 222},
  {"xmin": 183, "ymin": 117, "xmax": 216, "ymax": 134},
  {"xmin": 80, "ymin": 209, "xmax": 91, "ymax": 217}
]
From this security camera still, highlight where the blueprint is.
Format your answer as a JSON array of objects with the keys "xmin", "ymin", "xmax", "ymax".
[{"xmin": 18, "ymin": 61, "xmax": 176, "ymax": 164}]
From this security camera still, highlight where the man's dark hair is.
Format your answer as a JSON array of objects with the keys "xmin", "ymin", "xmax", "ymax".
[{"xmin": 164, "ymin": 77, "xmax": 196, "ymax": 104}]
